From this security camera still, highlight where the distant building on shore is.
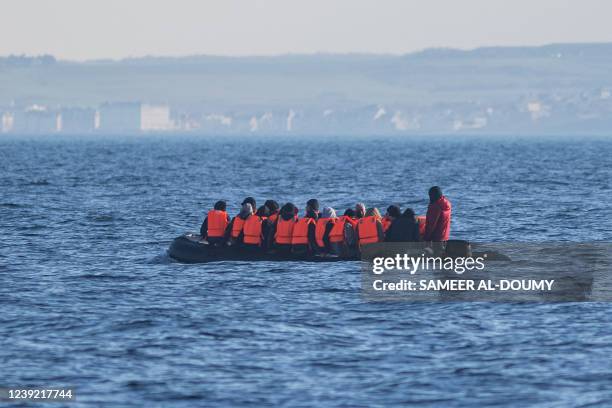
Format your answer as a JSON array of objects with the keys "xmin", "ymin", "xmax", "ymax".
[
  {"xmin": 98, "ymin": 102, "xmax": 141, "ymax": 133},
  {"xmin": 1, "ymin": 112, "xmax": 14, "ymax": 132},
  {"xmin": 12, "ymin": 105, "xmax": 59, "ymax": 134},
  {"xmin": 60, "ymin": 107, "xmax": 96, "ymax": 134},
  {"xmin": 141, "ymin": 104, "xmax": 173, "ymax": 131}
]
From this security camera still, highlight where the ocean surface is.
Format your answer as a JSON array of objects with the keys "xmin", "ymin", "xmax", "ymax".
[{"xmin": 1, "ymin": 135, "xmax": 612, "ymax": 407}]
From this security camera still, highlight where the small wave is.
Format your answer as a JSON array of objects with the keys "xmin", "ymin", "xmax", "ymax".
[
  {"xmin": 26, "ymin": 179, "xmax": 51, "ymax": 186},
  {"xmin": 149, "ymin": 251, "xmax": 176, "ymax": 264},
  {"xmin": 70, "ymin": 273, "xmax": 135, "ymax": 282},
  {"xmin": 0, "ymin": 202, "xmax": 22, "ymax": 208},
  {"xmin": 113, "ymin": 319, "xmax": 156, "ymax": 332},
  {"xmin": 88, "ymin": 214, "xmax": 116, "ymax": 222}
]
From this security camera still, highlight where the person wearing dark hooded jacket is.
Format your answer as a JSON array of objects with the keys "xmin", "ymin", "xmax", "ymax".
[
  {"xmin": 385, "ymin": 208, "xmax": 421, "ymax": 242},
  {"xmin": 424, "ymin": 186, "xmax": 452, "ymax": 242}
]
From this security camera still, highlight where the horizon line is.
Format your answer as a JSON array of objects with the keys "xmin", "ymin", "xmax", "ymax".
[{"xmin": 3, "ymin": 41, "xmax": 612, "ymax": 63}]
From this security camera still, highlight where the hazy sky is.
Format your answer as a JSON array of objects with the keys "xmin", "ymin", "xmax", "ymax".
[{"xmin": 3, "ymin": 0, "xmax": 612, "ymax": 60}]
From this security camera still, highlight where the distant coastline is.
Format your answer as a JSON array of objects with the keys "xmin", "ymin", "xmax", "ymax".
[{"xmin": 2, "ymin": 42, "xmax": 612, "ymax": 136}]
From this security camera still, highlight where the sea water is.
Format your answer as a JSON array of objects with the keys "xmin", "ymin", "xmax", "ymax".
[{"xmin": 1, "ymin": 135, "xmax": 612, "ymax": 407}]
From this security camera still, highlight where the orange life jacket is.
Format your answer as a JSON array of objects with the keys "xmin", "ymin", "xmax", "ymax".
[
  {"xmin": 315, "ymin": 218, "xmax": 336, "ymax": 247},
  {"xmin": 329, "ymin": 216, "xmax": 353, "ymax": 243},
  {"xmin": 357, "ymin": 216, "xmax": 380, "ymax": 245},
  {"xmin": 381, "ymin": 216, "xmax": 392, "ymax": 232},
  {"xmin": 416, "ymin": 215, "xmax": 427, "ymax": 238},
  {"xmin": 292, "ymin": 217, "xmax": 315, "ymax": 245},
  {"xmin": 274, "ymin": 217, "xmax": 296, "ymax": 244},
  {"xmin": 207, "ymin": 209, "xmax": 229, "ymax": 238},
  {"xmin": 243, "ymin": 215, "xmax": 266, "ymax": 245},
  {"xmin": 268, "ymin": 212, "xmax": 279, "ymax": 224},
  {"xmin": 345, "ymin": 217, "xmax": 358, "ymax": 228},
  {"xmin": 230, "ymin": 216, "xmax": 247, "ymax": 239}
]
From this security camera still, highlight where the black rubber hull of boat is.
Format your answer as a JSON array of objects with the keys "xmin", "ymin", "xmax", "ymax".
[{"xmin": 168, "ymin": 235, "xmax": 359, "ymax": 263}]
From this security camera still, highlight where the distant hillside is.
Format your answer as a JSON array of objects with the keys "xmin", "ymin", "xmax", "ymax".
[{"xmin": 1, "ymin": 43, "xmax": 611, "ymax": 135}]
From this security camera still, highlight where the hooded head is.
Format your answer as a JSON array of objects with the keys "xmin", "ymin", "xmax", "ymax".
[
  {"xmin": 355, "ymin": 203, "xmax": 366, "ymax": 218},
  {"xmin": 239, "ymin": 203, "xmax": 253, "ymax": 218},
  {"xmin": 214, "ymin": 200, "xmax": 227, "ymax": 211},
  {"xmin": 242, "ymin": 197, "xmax": 257, "ymax": 210},
  {"xmin": 428, "ymin": 186, "xmax": 443, "ymax": 204},
  {"xmin": 264, "ymin": 200, "xmax": 279, "ymax": 213},
  {"xmin": 402, "ymin": 208, "xmax": 416, "ymax": 222},
  {"xmin": 280, "ymin": 203, "xmax": 296, "ymax": 221},
  {"xmin": 322, "ymin": 207, "xmax": 337, "ymax": 219},
  {"xmin": 306, "ymin": 199, "xmax": 319, "ymax": 213},
  {"xmin": 386, "ymin": 205, "xmax": 401, "ymax": 218},
  {"xmin": 256, "ymin": 205, "xmax": 270, "ymax": 217}
]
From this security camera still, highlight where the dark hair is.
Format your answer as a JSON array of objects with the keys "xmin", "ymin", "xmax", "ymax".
[
  {"xmin": 264, "ymin": 200, "xmax": 279, "ymax": 212},
  {"xmin": 386, "ymin": 205, "xmax": 401, "ymax": 218},
  {"xmin": 306, "ymin": 199, "xmax": 319, "ymax": 212},
  {"xmin": 281, "ymin": 202, "xmax": 295, "ymax": 216},
  {"xmin": 402, "ymin": 208, "xmax": 416, "ymax": 221},
  {"xmin": 242, "ymin": 197, "xmax": 257, "ymax": 209},
  {"xmin": 343, "ymin": 208, "xmax": 356, "ymax": 217},
  {"xmin": 214, "ymin": 200, "xmax": 227, "ymax": 211},
  {"xmin": 428, "ymin": 186, "xmax": 443, "ymax": 204},
  {"xmin": 256, "ymin": 205, "xmax": 270, "ymax": 217}
]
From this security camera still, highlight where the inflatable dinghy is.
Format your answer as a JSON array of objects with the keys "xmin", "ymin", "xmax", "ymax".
[
  {"xmin": 168, "ymin": 235, "xmax": 509, "ymax": 264},
  {"xmin": 168, "ymin": 234, "xmax": 360, "ymax": 263}
]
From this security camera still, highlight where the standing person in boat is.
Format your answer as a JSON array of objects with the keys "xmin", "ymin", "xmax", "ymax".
[
  {"xmin": 315, "ymin": 207, "xmax": 338, "ymax": 254},
  {"xmin": 355, "ymin": 203, "xmax": 366, "ymax": 219},
  {"xmin": 355, "ymin": 207, "xmax": 385, "ymax": 248},
  {"xmin": 269, "ymin": 202, "xmax": 298, "ymax": 254},
  {"xmin": 291, "ymin": 200, "xmax": 318, "ymax": 255},
  {"xmin": 242, "ymin": 205, "xmax": 271, "ymax": 252},
  {"xmin": 227, "ymin": 202, "xmax": 253, "ymax": 245},
  {"xmin": 424, "ymin": 186, "xmax": 452, "ymax": 247},
  {"xmin": 381, "ymin": 205, "xmax": 401, "ymax": 233},
  {"xmin": 385, "ymin": 208, "xmax": 421, "ymax": 242},
  {"xmin": 264, "ymin": 200, "xmax": 280, "ymax": 223},
  {"xmin": 200, "ymin": 200, "xmax": 230, "ymax": 246}
]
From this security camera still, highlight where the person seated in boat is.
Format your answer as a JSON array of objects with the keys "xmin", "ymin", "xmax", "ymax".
[
  {"xmin": 241, "ymin": 205, "xmax": 271, "ymax": 252},
  {"xmin": 343, "ymin": 208, "xmax": 357, "ymax": 224},
  {"xmin": 424, "ymin": 186, "xmax": 452, "ymax": 243},
  {"xmin": 381, "ymin": 205, "xmax": 401, "ymax": 233},
  {"xmin": 327, "ymin": 208, "xmax": 358, "ymax": 256},
  {"xmin": 315, "ymin": 207, "xmax": 338, "ymax": 254},
  {"xmin": 242, "ymin": 196, "xmax": 257, "ymax": 210},
  {"xmin": 306, "ymin": 198, "xmax": 320, "ymax": 218},
  {"xmin": 355, "ymin": 207, "xmax": 384, "ymax": 248},
  {"xmin": 340, "ymin": 209, "xmax": 359, "ymax": 249},
  {"xmin": 227, "ymin": 203, "xmax": 253, "ymax": 245},
  {"xmin": 355, "ymin": 203, "xmax": 366, "ymax": 219},
  {"xmin": 200, "ymin": 200, "xmax": 230, "ymax": 246},
  {"xmin": 269, "ymin": 202, "xmax": 298, "ymax": 253},
  {"xmin": 291, "ymin": 200, "xmax": 318, "ymax": 255},
  {"xmin": 385, "ymin": 208, "xmax": 421, "ymax": 242},
  {"xmin": 264, "ymin": 200, "xmax": 280, "ymax": 223}
]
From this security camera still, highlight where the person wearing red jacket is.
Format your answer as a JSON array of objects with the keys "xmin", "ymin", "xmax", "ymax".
[{"xmin": 424, "ymin": 186, "xmax": 451, "ymax": 242}]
